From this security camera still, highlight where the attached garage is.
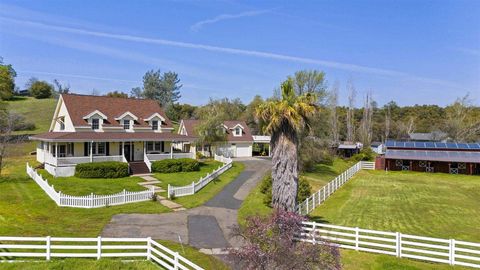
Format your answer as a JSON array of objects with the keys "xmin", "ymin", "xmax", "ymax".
[{"xmin": 235, "ymin": 143, "xmax": 252, "ymax": 157}]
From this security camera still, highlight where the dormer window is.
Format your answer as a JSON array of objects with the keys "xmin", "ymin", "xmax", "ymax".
[
  {"xmin": 152, "ymin": 120, "xmax": 159, "ymax": 131},
  {"xmin": 234, "ymin": 127, "xmax": 242, "ymax": 136},
  {"xmin": 92, "ymin": 118, "xmax": 99, "ymax": 130},
  {"xmin": 123, "ymin": 119, "xmax": 131, "ymax": 130}
]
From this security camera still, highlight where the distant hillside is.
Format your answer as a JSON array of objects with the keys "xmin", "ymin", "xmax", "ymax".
[{"xmin": 7, "ymin": 97, "xmax": 56, "ymax": 135}]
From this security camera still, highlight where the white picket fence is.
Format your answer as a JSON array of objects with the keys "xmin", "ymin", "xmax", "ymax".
[
  {"xmin": 167, "ymin": 154, "xmax": 233, "ymax": 198},
  {"xmin": 0, "ymin": 236, "xmax": 203, "ymax": 270},
  {"xmin": 299, "ymin": 222, "xmax": 480, "ymax": 269},
  {"xmin": 297, "ymin": 161, "xmax": 375, "ymax": 215},
  {"xmin": 26, "ymin": 163, "xmax": 155, "ymax": 208}
]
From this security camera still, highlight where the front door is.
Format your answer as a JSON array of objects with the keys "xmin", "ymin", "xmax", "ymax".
[{"xmin": 124, "ymin": 143, "xmax": 132, "ymax": 162}]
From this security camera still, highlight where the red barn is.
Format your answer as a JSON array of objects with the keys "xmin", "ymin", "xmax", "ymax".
[{"xmin": 383, "ymin": 141, "xmax": 480, "ymax": 175}]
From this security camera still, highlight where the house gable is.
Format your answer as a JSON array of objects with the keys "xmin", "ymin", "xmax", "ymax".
[{"xmin": 50, "ymin": 96, "xmax": 75, "ymax": 132}]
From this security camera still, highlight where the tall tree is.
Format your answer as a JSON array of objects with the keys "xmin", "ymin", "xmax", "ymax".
[
  {"xmin": 242, "ymin": 95, "xmax": 265, "ymax": 134},
  {"xmin": 444, "ymin": 94, "xmax": 480, "ymax": 142},
  {"xmin": 359, "ymin": 92, "xmax": 374, "ymax": 146},
  {"xmin": 0, "ymin": 57, "xmax": 16, "ymax": 100},
  {"xmin": 328, "ymin": 81, "xmax": 340, "ymax": 144},
  {"xmin": 346, "ymin": 80, "xmax": 356, "ymax": 142},
  {"xmin": 384, "ymin": 104, "xmax": 391, "ymax": 142},
  {"xmin": 288, "ymin": 70, "xmax": 327, "ymax": 104},
  {"xmin": 0, "ymin": 108, "xmax": 22, "ymax": 175},
  {"xmin": 137, "ymin": 69, "xmax": 182, "ymax": 107},
  {"xmin": 256, "ymin": 78, "xmax": 317, "ymax": 212},
  {"xmin": 106, "ymin": 91, "xmax": 129, "ymax": 98},
  {"xmin": 52, "ymin": 79, "xmax": 70, "ymax": 98},
  {"xmin": 27, "ymin": 78, "xmax": 53, "ymax": 99}
]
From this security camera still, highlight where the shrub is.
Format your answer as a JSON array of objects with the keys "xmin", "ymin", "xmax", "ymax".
[
  {"xmin": 75, "ymin": 161, "xmax": 129, "ymax": 178},
  {"xmin": 351, "ymin": 147, "xmax": 376, "ymax": 162},
  {"xmin": 29, "ymin": 80, "xmax": 53, "ymax": 99},
  {"xmin": 229, "ymin": 210, "xmax": 341, "ymax": 270},
  {"xmin": 260, "ymin": 174, "xmax": 312, "ymax": 207},
  {"xmin": 196, "ymin": 151, "xmax": 205, "ymax": 159},
  {"xmin": 299, "ymin": 138, "xmax": 335, "ymax": 172},
  {"xmin": 151, "ymin": 158, "xmax": 200, "ymax": 173}
]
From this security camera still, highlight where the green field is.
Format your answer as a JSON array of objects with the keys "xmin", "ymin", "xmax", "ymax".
[
  {"xmin": 310, "ymin": 170, "xmax": 480, "ymax": 242},
  {"xmin": 154, "ymin": 161, "xmax": 244, "ymax": 208},
  {"xmin": 238, "ymin": 161, "xmax": 477, "ymax": 269},
  {"xmin": 302, "ymin": 158, "xmax": 356, "ymax": 191},
  {"xmin": 6, "ymin": 97, "xmax": 57, "ymax": 135}
]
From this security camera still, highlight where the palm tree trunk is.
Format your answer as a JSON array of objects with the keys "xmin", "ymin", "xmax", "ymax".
[{"xmin": 271, "ymin": 123, "xmax": 299, "ymax": 212}]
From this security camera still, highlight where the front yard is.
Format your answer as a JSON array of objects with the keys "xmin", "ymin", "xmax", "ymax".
[{"xmin": 154, "ymin": 160, "xmax": 244, "ymax": 208}]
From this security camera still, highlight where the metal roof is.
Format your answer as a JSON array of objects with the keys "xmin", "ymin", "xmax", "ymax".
[
  {"xmin": 385, "ymin": 149, "xmax": 480, "ymax": 163},
  {"xmin": 386, "ymin": 140, "xmax": 480, "ymax": 150}
]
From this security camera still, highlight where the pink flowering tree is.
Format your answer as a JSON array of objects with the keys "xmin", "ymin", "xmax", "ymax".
[{"xmin": 229, "ymin": 210, "xmax": 341, "ymax": 270}]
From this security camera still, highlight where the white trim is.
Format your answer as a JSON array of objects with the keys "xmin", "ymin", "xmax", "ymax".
[
  {"xmin": 114, "ymin": 111, "xmax": 138, "ymax": 121},
  {"xmin": 144, "ymin": 113, "xmax": 165, "ymax": 122},
  {"xmin": 82, "ymin": 110, "xmax": 108, "ymax": 120},
  {"xmin": 229, "ymin": 123, "xmax": 245, "ymax": 130}
]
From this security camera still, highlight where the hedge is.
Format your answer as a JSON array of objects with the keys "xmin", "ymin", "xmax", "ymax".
[
  {"xmin": 75, "ymin": 161, "xmax": 129, "ymax": 178},
  {"xmin": 151, "ymin": 158, "xmax": 200, "ymax": 173}
]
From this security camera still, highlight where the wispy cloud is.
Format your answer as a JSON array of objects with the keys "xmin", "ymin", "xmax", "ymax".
[
  {"xmin": 191, "ymin": 9, "xmax": 272, "ymax": 31},
  {"xmin": 17, "ymin": 70, "xmax": 138, "ymax": 83},
  {"xmin": 0, "ymin": 16, "xmax": 462, "ymax": 89}
]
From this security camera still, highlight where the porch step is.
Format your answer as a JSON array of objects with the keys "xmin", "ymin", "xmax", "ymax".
[{"xmin": 129, "ymin": 161, "xmax": 150, "ymax": 175}]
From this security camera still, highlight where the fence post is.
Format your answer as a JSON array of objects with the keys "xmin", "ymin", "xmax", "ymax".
[
  {"xmin": 323, "ymin": 187, "xmax": 326, "ymax": 201},
  {"xmin": 449, "ymin": 239, "xmax": 455, "ymax": 265},
  {"xmin": 191, "ymin": 181, "xmax": 195, "ymax": 194},
  {"xmin": 58, "ymin": 191, "xmax": 62, "ymax": 206},
  {"xmin": 306, "ymin": 197, "xmax": 309, "ymax": 213},
  {"xmin": 312, "ymin": 193, "xmax": 316, "ymax": 209},
  {"xmin": 312, "ymin": 222, "xmax": 317, "ymax": 244},
  {"xmin": 396, "ymin": 232, "xmax": 402, "ymax": 257},
  {"xmin": 46, "ymin": 236, "xmax": 51, "ymax": 261},
  {"xmin": 167, "ymin": 184, "xmax": 171, "ymax": 199},
  {"xmin": 90, "ymin": 193, "xmax": 94, "ymax": 208},
  {"xmin": 174, "ymin": 252, "xmax": 179, "ymax": 270},
  {"xmin": 97, "ymin": 236, "xmax": 102, "ymax": 260},
  {"xmin": 123, "ymin": 189, "xmax": 126, "ymax": 203},
  {"xmin": 147, "ymin": 237, "xmax": 152, "ymax": 260},
  {"xmin": 355, "ymin": 227, "xmax": 359, "ymax": 251}
]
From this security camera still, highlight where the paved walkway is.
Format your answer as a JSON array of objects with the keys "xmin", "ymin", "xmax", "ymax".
[
  {"xmin": 137, "ymin": 175, "xmax": 186, "ymax": 211},
  {"xmin": 102, "ymin": 158, "xmax": 271, "ymax": 251}
]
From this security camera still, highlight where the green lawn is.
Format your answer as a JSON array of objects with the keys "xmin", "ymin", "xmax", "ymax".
[
  {"xmin": 154, "ymin": 161, "xmax": 244, "ymax": 208},
  {"xmin": 310, "ymin": 170, "xmax": 480, "ymax": 242},
  {"xmin": 37, "ymin": 170, "xmax": 147, "ymax": 196},
  {"xmin": 0, "ymin": 259, "xmax": 158, "ymax": 270},
  {"xmin": 6, "ymin": 97, "xmax": 56, "ymax": 135},
  {"xmin": 302, "ymin": 158, "xmax": 356, "ymax": 191}
]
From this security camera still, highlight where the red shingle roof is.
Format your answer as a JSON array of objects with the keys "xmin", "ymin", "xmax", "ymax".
[
  {"xmin": 30, "ymin": 132, "xmax": 196, "ymax": 142},
  {"xmin": 180, "ymin": 119, "xmax": 253, "ymax": 142},
  {"xmin": 61, "ymin": 94, "xmax": 173, "ymax": 128}
]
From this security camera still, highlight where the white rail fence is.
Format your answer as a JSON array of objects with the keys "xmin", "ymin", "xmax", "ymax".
[
  {"xmin": 167, "ymin": 154, "xmax": 233, "ymax": 198},
  {"xmin": 0, "ymin": 236, "xmax": 203, "ymax": 270},
  {"xmin": 26, "ymin": 163, "xmax": 154, "ymax": 208},
  {"xmin": 297, "ymin": 161, "xmax": 375, "ymax": 215},
  {"xmin": 299, "ymin": 222, "xmax": 480, "ymax": 269}
]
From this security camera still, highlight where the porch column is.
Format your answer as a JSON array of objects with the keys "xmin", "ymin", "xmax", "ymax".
[
  {"xmin": 268, "ymin": 144, "xmax": 271, "ymax": 157},
  {"xmin": 143, "ymin": 141, "xmax": 146, "ymax": 156},
  {"xmin": 55, "ymin": 142, "xmax": 58, "ymax": 158},
  {"xmin": 170, "ymin": 142, "xmax": 174, "ymax": 159},
  {"xmin": 121, "ymin": 141, "xmax": 124, "ymax": 156},
  {"xmin": 90, "ymin": 141, "xmax": 93, "ymax": 162}
]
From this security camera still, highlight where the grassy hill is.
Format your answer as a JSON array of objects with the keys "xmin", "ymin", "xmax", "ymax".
[{"xmin": 6, "ymin": 96, "xmax": 56, "ymax": 135}]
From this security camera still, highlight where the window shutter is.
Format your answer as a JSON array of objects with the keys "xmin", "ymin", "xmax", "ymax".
[
  {"xmin": 161, "ymin": 142, "xmax": 165, "ymax": 152},
  {"xmin": 106, "ymin": 142, "xmax": 110, "ymax": 156},
  {"xmin": 84, "ymin": 142, "xmax": 88, "ymax": 156}
]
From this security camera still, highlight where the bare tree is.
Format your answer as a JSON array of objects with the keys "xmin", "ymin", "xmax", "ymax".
[
  {"xmin": 346, "ymin": 79, "xmax": 356, "ymax": 142},
  {"xmin": 444, "ymin": 94, "xmax": 480, "ymax": 142},
  {"xmin": 0, "ymin": 111, "xmax": 21, "ymax": 175},
  {"xmin": 384, "ymin": 105, "xmax": 391, "ymax": 142},
  {"xmin": 328, "ymin": 81, "xmax": 340, "ymax": 144},
  {"xmin": 359, "ymin": 92, "xmax": 374, "ymax": 146}
]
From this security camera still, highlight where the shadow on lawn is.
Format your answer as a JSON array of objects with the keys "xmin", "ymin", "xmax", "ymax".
[{"xmin": 308, "ymin": 215, "xmax": 331, "ymax": 224}]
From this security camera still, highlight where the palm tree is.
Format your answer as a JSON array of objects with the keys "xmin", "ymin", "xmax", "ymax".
[{"xmin": 256, "ymin": 78, "xmax": 317, "ymax": 212}]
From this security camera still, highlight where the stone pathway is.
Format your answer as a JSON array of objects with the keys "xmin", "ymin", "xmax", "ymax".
[
  {"xmin": 103, "ymin": 158, "xmax": 271, "ymax": 252},
  {"xmin": 137, "ymin": 175, "xmax": 186, "ymax": 211}
]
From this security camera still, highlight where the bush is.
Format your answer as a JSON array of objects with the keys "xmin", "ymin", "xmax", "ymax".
[
  {"xmin": 75, "ymin": 162, "xmax": 129, "ymax": 178},
  {"xmin": 351, "ymin": 147, "xmax": 376, "ymax": 162},
  {"xmin": 260, "ymin": 174, "xmax": 312, "ymax": 207},
  {"xmin": 29, "ymin": 80, "xmax": 53, "ymax": 99},
  {"xmin": 196, "ymin": 151, "xmax": 205, "ymax": 159},
  {"xmin": 151, "ymin": 158, "xmax": 200, "ymax": 173},
  {"xmin": 299, "ymin": 138, "xmax": 335, "ymax": 172}
]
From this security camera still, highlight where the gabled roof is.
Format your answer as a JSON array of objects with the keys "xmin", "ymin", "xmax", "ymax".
[
  {"xmin": 180, "ymin": 119, "xmax": 254, "ymax": 142},
  {"xmin": 83, "ymin": 110, "xmax": 108, "ymax": 120},
  {"xmin": 61, "ymin": 94, "xmax": 173, "ymax": 128},
  {"xmin": 30, "ymin": 131, "xmax": 195, "ymax": 142},
  {"xmin": 114, "ymin": 111, "xmax": 138, "ymax": 121}
]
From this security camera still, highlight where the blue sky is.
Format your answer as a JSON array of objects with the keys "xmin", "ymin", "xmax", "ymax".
[{"xmin": 0, "ymin": 0, "xmax": 479, "ymax": 106}]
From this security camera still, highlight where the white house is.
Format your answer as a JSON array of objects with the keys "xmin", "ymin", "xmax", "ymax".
[
  {"xmin": 29, "ymin": 94, "xmax": 196, "ymax": 177},
  {"xmin": 177, "ymin": 119, "xmax": 254, "ymax": 158}
]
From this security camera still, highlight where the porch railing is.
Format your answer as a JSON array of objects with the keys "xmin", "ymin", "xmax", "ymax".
[
  {"xmin": 147, "ymin": 152, "xmax": 194, "ymax": 161},
  {"xmin": 45, "ymin": 155, "xmax": 125, "ymax": 166}
]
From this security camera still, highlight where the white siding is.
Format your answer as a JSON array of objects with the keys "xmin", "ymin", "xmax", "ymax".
[{"xmin": 51, "ymin": 99, "xmax": 75, "ymax": 132}]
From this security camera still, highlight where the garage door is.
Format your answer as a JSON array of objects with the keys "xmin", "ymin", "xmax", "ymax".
[{"xmin": 235, "ymin": 143, "xmax": 252, "ymax": 157}]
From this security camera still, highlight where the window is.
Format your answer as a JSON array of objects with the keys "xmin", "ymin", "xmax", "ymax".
[
  {"xmin": 123, "ymin": 119, "xmax": 131, "ymax": 130},
  {"xmin": 59, "ymin": 117, "xmax": 65, "ymax": 130},
  {"xmin": 234, "ymin": 127, "xmax": 242, "ymax": 136},
  {"xmin": 152, "ymin": 120, "xmax": 158, "ymax": 131},
  {"xmin": 90, "ymin": 142, "xmax": 106, "ymax": 155},
  {"xmin": 146, "ymin": 141, "xmax": 163, "ymax": 153},
  {"xmin": 92, "ymin": 118, "xmax": 99, "ymax": 130}
]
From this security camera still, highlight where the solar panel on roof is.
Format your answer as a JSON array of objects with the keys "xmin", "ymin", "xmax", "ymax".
[
  {"xmin": 469, "ymin": 143, "xmax": 480, "ymax": 149},
  {"xmin": 435, "ymin": 142, "xmax": 447, "ymax": 148},
  {"xmin": 395, "ymin": 141, "xmax": 405, "ymax": 147},
  {"xmin": 425, "ymin": 142, "xmax": 435, "ymax": 148},
  {"xmin": 414, "ymin": 142, "xmax": 426, "ymax": 148},
  {"xmin": 457, "ymin": 143, "xmax": 468, "ymax": 149},
  {"xmin": 446, "ymin": 143, "xmax": 458, "ymax": 148},
  {"xmin": 386, "ymin": 141, "xmax": 395, "ymax": 147},
  {"xmin": 405, "ymin": 142, "xmax": 415, "ymax": 148}
]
